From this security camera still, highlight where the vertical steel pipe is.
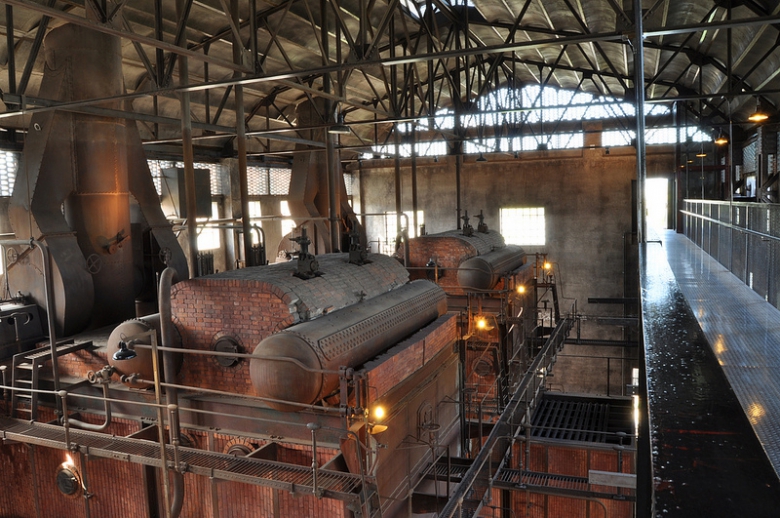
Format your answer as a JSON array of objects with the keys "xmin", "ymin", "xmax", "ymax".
[
  {"xmin": 634, "ymin": 0, "xmax": 647, "ymax": 243},
  {"xmin": 231, "ymin": 0, "xmax": 253, "ymax": 266},
  {"xmin": 178, "ymin": 0, "xmax": 198, "ymax": 278}
]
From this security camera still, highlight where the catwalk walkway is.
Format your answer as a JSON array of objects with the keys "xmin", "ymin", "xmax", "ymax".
[{"xmin": 641, "ymin": 230, "xmax": 780, "ymax": 517}]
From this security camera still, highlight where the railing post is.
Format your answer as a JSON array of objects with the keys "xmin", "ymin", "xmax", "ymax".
[{"xmin": 59, "ymin": 390, "xmax": 70, "ymax": 449}]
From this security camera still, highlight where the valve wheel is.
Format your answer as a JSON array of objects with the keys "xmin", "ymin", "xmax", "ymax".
[
  {"xmin": 159, "ymin": 247, "xmax": 172, "ymax": 265},
  {"xmin": 86, "ymin": 254, "xmax": 102, "ymax": 275}
]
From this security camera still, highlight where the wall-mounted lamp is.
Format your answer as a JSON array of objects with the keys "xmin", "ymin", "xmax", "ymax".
[
  {"xmin": 56, "ymin": 455, "xmax": 81, "ymax": 497},
  {"xmin": 474, "ymin": 315, "xmax": 494, "ymax": 331},
  {"xmin": 112, "ymin": 340, "xmax": 137, "ymax": 361},
  {"xmin": 368, "ymin": 405, "xmax": 388, "ymax": 434},
  {"xmin": 748, "ymin": 98, "xmax": 769, "ymax": 122}
]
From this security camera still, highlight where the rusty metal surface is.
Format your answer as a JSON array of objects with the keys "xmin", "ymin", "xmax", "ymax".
[
  {"xmin": 0, "ymin": 415, "xmax": 362, "ymax": 501},
  {"xmin": 7, "ymin": 25, "xmax": 186, "ymax": 335}
]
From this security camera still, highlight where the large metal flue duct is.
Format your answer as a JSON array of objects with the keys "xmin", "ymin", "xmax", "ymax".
[{"xmin": 7, "ymin": 24, "xmax": 187, "ymax": 336}]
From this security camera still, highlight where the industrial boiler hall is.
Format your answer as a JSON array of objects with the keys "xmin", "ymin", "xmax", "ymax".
[{"xmin": 3, "ymin": 0, "xmax": 780, "ymax": 517}]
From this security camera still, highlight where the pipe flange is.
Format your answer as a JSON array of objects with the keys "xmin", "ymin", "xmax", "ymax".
[
  {"xmin": 5, "ymin": 248, "xmax": 18, "ymax": 265},
  {"xmin": 159, "ymin": 247, "xmax": 172, "ymax": 265}
]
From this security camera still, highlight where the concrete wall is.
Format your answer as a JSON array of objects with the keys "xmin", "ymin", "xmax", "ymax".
[{"xmin": 349, "ymin": 145, "xmax": 676, "ymax": 395}]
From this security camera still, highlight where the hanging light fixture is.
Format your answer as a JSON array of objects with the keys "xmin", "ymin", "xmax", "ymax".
[
  {"xmin": 476, "ymin": 152, "xmax": 487, "ymax": 162},
  {"xmin": 714, "ymin": 132, "xmax": 728, "ymax": 145},
  {"xmin": 328, "ymin": 112, "xmax": 350, "ymax": 135},
  {"xmin": 748, "ymin": 98, "xmax": 769, "ymax": 122}
]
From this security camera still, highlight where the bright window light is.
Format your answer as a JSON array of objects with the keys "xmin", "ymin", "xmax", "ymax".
[
  {"xmin": 500, "ymin": 207, "xmax": 545, "ymax": 246},
  {"xmin": 197, "ymin": 202, "xmax": 221, "ymax": 251}
]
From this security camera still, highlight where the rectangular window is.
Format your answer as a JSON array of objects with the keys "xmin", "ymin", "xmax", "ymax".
[
  {"xmin": 500, "ymin": 207, "xmax": 545, "ymax": 246},
  {"xmin": 248, "ymin": 202, "xmax": 262, "ymax": 244},
  {"xmin": 280, "ymin": 200, "xmax": 297, "ymax": 238},
  {"xmin": 197, "ymin": 202, "xmax": 221, "ymax": 250},
  {"xmin": 385, "ymin": 211, "xmax": 424, "ymax": 238}
]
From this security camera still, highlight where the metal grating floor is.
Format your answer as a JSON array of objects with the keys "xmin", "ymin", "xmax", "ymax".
[
  {"xmin": 0, "ymin": 416, "xmax": 362, "ymax": 500},
  {"xmin": 662, "ymin": 230, "xmax": 780, "ymax": 476},
  {"xmin": 498, "ymin": 469, "xmax": 589, "ymax": 492},
  {"xmin": 424, "ymin": 460, "xmax": 633, "ymax": 500},
  {"xmin": 531, "ymin": 398, "xmax": 610, "ymax": 442}
]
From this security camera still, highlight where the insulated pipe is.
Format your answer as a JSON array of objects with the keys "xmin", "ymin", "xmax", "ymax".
[
  {"xmin": 250, "ymin": 280, "xmax": 447, "ymax": 411},
  {"xmin": 159, "ymin": 266, "xmax": 183, "ymax": 518},
  {"xmin": 159, "ymin": 267, "xmax": 179, "ymax": 416}
]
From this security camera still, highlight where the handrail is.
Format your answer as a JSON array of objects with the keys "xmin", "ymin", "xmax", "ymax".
[
  {"xmin": 680, "ymin": 209, "xmax": 780, "ymax": 244},
  {"xmin": 438, "ymin": 316, "xmax": 574, "ymax": 518},
  {"xmin": 0, "ymin": 239, "xmax": 60, "ymax": 414}
]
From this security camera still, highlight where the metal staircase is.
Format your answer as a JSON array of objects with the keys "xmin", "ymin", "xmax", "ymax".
[{"xmin": 10, "ymin": 340, "xmax": 92, "ymax": 420}]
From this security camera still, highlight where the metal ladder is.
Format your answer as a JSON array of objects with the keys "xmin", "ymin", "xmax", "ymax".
[{"xmin": 11, "ymin": 340, "xmax": 92, "ymax": 420}]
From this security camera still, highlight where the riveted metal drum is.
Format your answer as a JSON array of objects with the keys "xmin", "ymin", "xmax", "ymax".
[
  {"xmin": 250, "ymin": 280, "xmax": 447, "ymax": 411},
  {"xmin": 457, "ymin": 246, "xmax": 526, "ymax": 290},
  {"xmin": 107, "ymin": 314, "xmax": 182, "ymax": 388}
]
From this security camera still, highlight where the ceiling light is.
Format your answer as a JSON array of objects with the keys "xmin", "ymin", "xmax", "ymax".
[
  {"xmin": 696, "ymin": 152, "xmax": 707, "ymax": 158},
  {"xmin": 714, "ymin": 133, "xmax": 728, "ymax": 145},
  {"xmin": 749, "ymin": 98, "xmax": 769, "ymax": 122},
  {"xmin": 328, "ymin": 122, "xmax": 350, "ymax": 135},
  {"xmin": 328, "ymin": 113, "xmax": 350, "ymax": 135}
]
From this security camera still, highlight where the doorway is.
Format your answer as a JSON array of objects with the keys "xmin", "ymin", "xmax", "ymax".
[{"xmin": 645, "ymin": 178, "xmax": 669, "ymax": 230}]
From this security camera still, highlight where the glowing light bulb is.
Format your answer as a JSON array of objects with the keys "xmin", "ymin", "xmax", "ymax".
[
  {"xmin": 516, "ymin": 285, "xmax": 526, "ymax": 294},
  {"xmin": 475, "ymin": 317, "xmax": 487, "ymax": 330},
  {"xmin": 373, "ymin": 406, "xmax": 385, "ymax": 421},
  {"xmin": 543, "ymin": 262, "xmax": 552, "ymax": 270}
]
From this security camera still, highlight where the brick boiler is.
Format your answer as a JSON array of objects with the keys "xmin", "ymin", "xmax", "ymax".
[{"xmin": 0, "ymin": 252, "xmax": 460, "ymax": 518}]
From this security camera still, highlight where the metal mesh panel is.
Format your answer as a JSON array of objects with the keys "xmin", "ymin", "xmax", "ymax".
[
  {"xmin": 717, "ymin": 205, "xmax": 732, "ymax": 267},
  {"xmin": 743, "ymin": 142, "xmax": 757, "ymax": 173},
  {"xmin": 748, "ymin": 233, "xmax": 769, "ymax": 300},
  {"xmin": 709, "ymin": 206, "xmax": 719, "ymax": 258},
  {"xmin": 147, "ymin": 160, "xmax": 165, "ymax": 195},
  {"xmin": 731, "ymin": 229, "xmax": 747, "ymax": 284},
  {"xmin": 0, "ymin": 150, "xmax": 19, "ymax": 196},
  {"xmin": 174, "ymin": 161, "xmax": 221, "ymax": 195},
  {"xmin": 693, "ymin": 203, "xmax": 703, "ymax": 247},
  {"xmin": 247, "ymin": 166, "xmax": 268, "ymax": 195},
  {"xmin": 701, "ymin": 204, "xmax": 711, "ymax": 253},
  {"xmin": 269, "ymin": 168, "xmax": 291, "ymax": 195},
  {"xmin": 770, "ymin": 241, "xmax": 780, "ymax": 309}
]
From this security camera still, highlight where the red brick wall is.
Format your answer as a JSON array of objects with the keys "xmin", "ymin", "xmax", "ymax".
[
  {"xmin": 364, "ymin": 314, "xmax": 457, "ymax": 401},
  {"xmin": 400, "ymin": 230, "xmax": 507, "ymax": 294},
  {"xmin": 508, "ymin": 441, "xmax": 635, "ymax": 518},
  {"xmin": 169, "ymin": 253, "xmax": 409, "ymax": 396}
]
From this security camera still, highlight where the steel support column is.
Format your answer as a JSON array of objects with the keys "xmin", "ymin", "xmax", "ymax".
[
  {"xmin": 634, "ymin": 0, "xmax": 647, "ymax": 243},
  {"xmin": 177, "ymin": 0, "xmax": 199, "ymax": 278}
]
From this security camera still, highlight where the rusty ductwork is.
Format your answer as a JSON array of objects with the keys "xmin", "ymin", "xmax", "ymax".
[{"xmin": 6, "ymin": 24, "xmax": 187, "ymax": 336}]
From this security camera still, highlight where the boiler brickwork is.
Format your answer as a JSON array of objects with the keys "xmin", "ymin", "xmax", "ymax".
[
  {"xmin": 169, "ymin": 253, "xmax": 409, "ymax": 396},
  {"xmin": 400, "ymin": 229, "xmax": 505, "ymax": 291}
]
